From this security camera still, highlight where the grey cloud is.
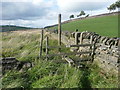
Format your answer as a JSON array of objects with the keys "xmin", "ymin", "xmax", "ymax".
[{"xmin": 1, "ymin": 2, "xmax": 50, "ymax": 20}]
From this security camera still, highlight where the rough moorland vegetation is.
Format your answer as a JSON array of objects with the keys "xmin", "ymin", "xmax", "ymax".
[{"xmin": 1, "ymin": 30, "xmax": 118, "ymax": 88}]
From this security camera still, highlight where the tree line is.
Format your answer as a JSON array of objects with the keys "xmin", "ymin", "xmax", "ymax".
[
  {"xmin": 69, "ymin": 0, "xmax": 120, "ymax": 20},
  {"xmin": 107, "ymin": 0, "xmax": 120, "ymax": 13},
  {"xmin": 69, "ymin": 11, "xmax": 89, "ymax": 20}
]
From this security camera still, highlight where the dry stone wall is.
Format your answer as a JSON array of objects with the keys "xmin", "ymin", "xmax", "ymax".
[
  {"xmin": 70, "ymin": 31, "xmax": 119, "ymax": 74},
  {"xmin": 47, "ymin": 30, "xmax": 119, "ymax": 74},
  {"xmin": 1, "ymin": 57, "xmax": 33, "ymax": 74},
  {"xmin": 71, "ymin": 31, "xmax": 119, "ymax": 47}
]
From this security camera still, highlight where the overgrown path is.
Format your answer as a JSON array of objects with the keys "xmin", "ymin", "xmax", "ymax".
[{"xmin": 45, "ymin": 30, "xmax": 95, "ymax": 88}]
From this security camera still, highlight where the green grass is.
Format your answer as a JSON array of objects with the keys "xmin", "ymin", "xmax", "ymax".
[
  {"xmin": 2, "ymin": 60, "xmax": 118, "ymax": 88},
  {"xmin": 50, "ymin": 15, "xmax": 118, "ymax": 37},
  {"xmin": 1, "ymin": 30, "xmax": 118, "ymax": 88}
]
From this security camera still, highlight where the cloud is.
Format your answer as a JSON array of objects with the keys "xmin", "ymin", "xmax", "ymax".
[
  {"xmin": 1, "ymin": 19, "xmax": 57, "ymax": 28},
  {"xmin": 1, "ymin": 0, "xmax": 54, "ymax": 20},
  {"xmin": 57, "ymin": 0, "xmax": 115, "ymax": 12},
  {"xmin": 1, "ymin": 0, "xmax": 41, "ymax": 2},
  {"xmin": 1, "ymin": 0, "xmax": 116, "ymax": 28}
]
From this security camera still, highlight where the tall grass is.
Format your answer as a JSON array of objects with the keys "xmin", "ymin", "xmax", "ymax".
[
  {"xmin": 1, "ymin": 30, "xmax": 118, "ymax": 88},
  {"xmin": 2, "ymin": 31, "xmax": 40, "ymax": 61},
  {"xmin": 2, "ymin": 60, "xmax": 118, "ymax": 88}
]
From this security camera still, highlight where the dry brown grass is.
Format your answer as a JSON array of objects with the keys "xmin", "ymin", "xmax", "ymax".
[{"xmin": 1, "ymin": 29, "xmax": 42, "ymax": 60}]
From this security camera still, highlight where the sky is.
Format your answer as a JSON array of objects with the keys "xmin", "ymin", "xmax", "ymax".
[{"xmin": 0, "ymin": 0, "xmax": 117, "ymax": 28}]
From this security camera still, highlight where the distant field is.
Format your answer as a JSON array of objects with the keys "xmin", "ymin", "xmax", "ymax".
[
  {"xmin": 49, "ymin": 15, "xmax": 118, "ymax": 37},
  {"xmin": 0, "ymin": 25, "xmax": 36, "ymax": 32}
]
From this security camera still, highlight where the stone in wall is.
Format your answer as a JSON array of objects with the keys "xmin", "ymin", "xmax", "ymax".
[{"xmin": 70, "ymin": 31, "xmax": 119, "ymax": 47}]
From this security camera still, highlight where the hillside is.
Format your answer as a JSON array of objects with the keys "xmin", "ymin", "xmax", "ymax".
[
  {"xmin": 46, "ymin": 12, "xmax": 119, "ymax": 37},
  {"xmin": 0, "ymin": 25, "xmax": 35, "ymax": 32}
]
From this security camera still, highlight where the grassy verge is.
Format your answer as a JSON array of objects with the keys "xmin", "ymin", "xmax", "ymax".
[{"xmin": 2, "ymin": 60, "xmax": 118, "ymax": 88}]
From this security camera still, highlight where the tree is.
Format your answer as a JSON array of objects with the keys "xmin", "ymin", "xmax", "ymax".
[
  {"xmin": 111, "ymin": 4, "xmax": 116, "ymax": 11},
  {"xmin": 107, "ymin": 6, "xmax": 112, "ymax": 13},
  {"xmin": 69, "ymin": 15, "xmax": 74, "ymax": 20},
  {"xmin": 107, "ymin": 3, "xmax": 116, "ymax": 13},
  {"xmin": 80, "ymin": 11, "xmax": 86, "ymax": 15},
  {"xmin": 85, "ymin": 14, "xmax": 89, "ymax": 18},
  {"xmin": 115, "ymin": 0, "xmax": 120, "ymax": 8},
  {"xmin": 107, "ymin": 0, "xmax": 120, "ymax": 13},
  {"xmin": 77, "ymin": 11, "xmax": 86, "ymax": 17}
]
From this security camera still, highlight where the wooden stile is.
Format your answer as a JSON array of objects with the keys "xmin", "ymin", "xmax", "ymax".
[
  {"xmin": 64, "ymin": 57, "xmax": 74, "ymax": 66},
  {"xmin": 47, "ymin": 51, "xmax": 92, "ymax": 57},
  {"xmin": 66, "ymin": 44, "xmax": 93, "ymax": 47}
]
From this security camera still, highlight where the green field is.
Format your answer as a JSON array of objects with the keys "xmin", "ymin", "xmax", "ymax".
[{"xmin": 49, "ymin": 15, "xmax": 118, "ymax": 37}]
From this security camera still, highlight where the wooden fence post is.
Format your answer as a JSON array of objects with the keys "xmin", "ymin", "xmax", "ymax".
[
  {"xmin": 75, "ymin": 33, "xmax": 78, "ymax": 45},
  {"xmin": 91, "ymin": 42, "xmax": 95, "ymax": 62},
  {"xmin": 58, "ymin": 14, "xmax": 61, "ymax": 46},
  {"xmin": 79, "ymin": 32, "xmax": 84, "ymax": 51},
  {"xmin": 118, "ymin": 40, "xmax": 120, "ymax": 64},
  {"xmin": 75, "ymin": 31, "xmax": 79, "ymax": 50},
  {"xmin": 118, "ymin": 40, "xmax": 120, "ymax": 83},
  {"xmin": 89, "ymin": 36, "xmax": 93, "ymax": 56},
  {"xmin": 39, "ymin": 29, "xmax": 44, "ymax": 58},
  {"xmin": 80, "ymin": 32, "xmax": 84, "ymax": 44},
  {"xmin": 46, "ymin": 36, "xmax": 49, "ymax": 60}
]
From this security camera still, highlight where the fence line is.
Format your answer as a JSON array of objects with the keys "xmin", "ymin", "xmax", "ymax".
[
  {"xmin": 39, "ymin": 14, "xmax": 96, "ymax": 66},
  {"xmin": 39, "ymin": 29, "xmax": 44, "ymax": 58},
  {"xmin": 44, "ymin": 31, "xmax": 96, "ymax": 66}
]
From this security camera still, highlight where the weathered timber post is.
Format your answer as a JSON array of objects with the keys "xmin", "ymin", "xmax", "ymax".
[
  {"xmin": 46, "ymin": 36, "xmax": 49, "ymax": 60},
  {"xmin": 39, "ymin": 30, "xmax": 44, "ymax": 58},
  {"xmin": 75, "ymin": 32, "xmax": 78, "ymax": 45},
  {"xmin": 80, "ymin": 32, "xmax": 84, "ymax": 44},
  {"xmin": 58, "ymin": 14, "xmax": 61, "ymax": 46},
  {"xmin": 118, "ymin": 39, "xmax": 120, "ymax": 88},
  {"xmin": 89, "ymin": 35, "xmax": 93, "ymax": 56},
  {"xmin": 75, "ymin": 30, "xmax": 79, "ymax": 50},
  {"xmin": 91, "ymin": 42, "xmax": 95, "ymax": 62},
  {"xmin": 118, "ymin": 40, "xmax": 120, "ymax": 63},
  {"xmin": 90, "ymin": 35, "xmax": 93, "ymax": 45},
  {"xmin": 79, "ymin": 32, "xmax": 84, "ymax": 51}
]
